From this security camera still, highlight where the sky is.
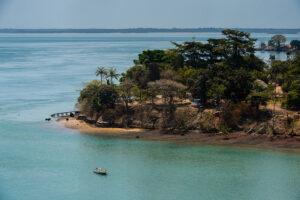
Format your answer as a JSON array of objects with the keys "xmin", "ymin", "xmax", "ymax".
[{"xmin": 0, "ymin": 0, "xmax": 299, "ymax": 28}]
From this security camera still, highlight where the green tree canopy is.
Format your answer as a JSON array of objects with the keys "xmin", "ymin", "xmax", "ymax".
[
  {"xmin": 135, "ymin": 50, "xmax": 167, "ymax": 65},
  {"xmin": 172, "ymin": 40, "xmax": 212, "ymax": 68},
  {"xmin": 268, "ymin": 34, "xmax": 287, "ymax": 50},
  {"xmin": 282, "ymin": 55, "xmax": 300, "ymax": 110},
  {"xmin": 188, "ymin": 30, "xmax": 262, "ymax": 105},
  {"xmin": 78, "ymin": 80, "xmax": 118, "ymax": 120},
  {"xmin": 123, "ymin": 64, "xmax": 149, "ymax": 89},
  {"xmin": 270, "ymin": 60, "xmax": 289, "ymax": 84},
  {"xmin": 222, "ymin": 29, "xmax": 256, "ymax": 67}
]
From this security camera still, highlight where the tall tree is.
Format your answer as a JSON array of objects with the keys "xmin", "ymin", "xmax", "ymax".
[
  {"xmin": 148, "ymin": 79, "xmax": 186, "ymax": 130},
  {"xmin": 119, "ymin": 80, "xmax": 134, "ymax": 114},
  {"xmin": 95, "ymin": 67, "xmax": 108, "ymax": 84},
  {"xmin": 222, "ymin": 29, "xmax": 256, "ymax": 67},
  {"xmin": 173, "ymin": 41, "xmax": 211, "ymax": 68},
  {"xmin": 189, "ymin": 30, "xmax": 263, "ymax": 105},
  {"xmin": 107, "ymin": 67, "xmax": 120, "ymax": 85},
  {"xmin": 268, "ymin": 35, "xmax": 287, "ymax": 50}
]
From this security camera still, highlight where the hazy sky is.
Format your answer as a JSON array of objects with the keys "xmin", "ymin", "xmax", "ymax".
[{"xmin": 0, "ymin": 0, "xmax": 300, "ymax": 28}]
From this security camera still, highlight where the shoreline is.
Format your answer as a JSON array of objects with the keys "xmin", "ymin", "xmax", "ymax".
[
  {"xmin": 58, "ymin": 118, "xmax": 144, "ymax": 135},
  {"xmin": 58, "ymin": 118, "xmax": 300, "ymax": 152}
]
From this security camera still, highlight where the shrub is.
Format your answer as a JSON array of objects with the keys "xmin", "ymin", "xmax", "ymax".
[
  {"xmin": 172, "ymin": 107, "xmax": 198, "ymax": 132},
  {"xmin": 219, "ymin": 102, "xmax": 238, "ymax": 131},
  {"xmin": 193, "ymin": 111, "xmax": 219, "ymax": 133},
  {"xmin": 78, "ymin": 81, "xmax": 118, "ymax": 120},
  {"xmin": 284, "ymin": 90, "xmax": 300, "ymax": 110},
  {"xmin": 102, "ymin": 109, "xmax": 117, "ymax": 126},
  {"xmin": 219, "ymin": 101, "xmax": 256, "ymax": 131}
]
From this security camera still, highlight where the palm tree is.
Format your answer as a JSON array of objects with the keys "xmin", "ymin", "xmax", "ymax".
[
  {"xmin": 95, "ymin": 67, "xmax": 108, "ymax": 84},
  {"xmin": 107, "ymin": 67, "xmax": 120, "ymax": 85}
]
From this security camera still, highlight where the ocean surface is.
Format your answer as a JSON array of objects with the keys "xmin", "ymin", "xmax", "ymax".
[{"xmin": 0, "ymin": 32, "xmax": 300, "ymax": 200}]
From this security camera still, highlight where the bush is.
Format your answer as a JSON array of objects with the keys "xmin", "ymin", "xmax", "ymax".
[
  {"xmin": 132, "ymin": 105, "xmax": 160, "ymax": 129},
  {"xmin": 284, "ymin": 90, "xmax": 300, "ymax": 110},
  {"xmin": 219, "ymin": 102, "xmax": 238, "ymax": 131},
  {"xmin": 219, "ymin": 102, "xmax": 256, "ymax": 131},
  {"xmin": 172, "ymin": 107, "xmax": 198, "ymax": 132},
  {"xmin": 78, "ymin": 81, "xmax": 118, "ymax": 120},
  {"xmin": 193, "ymin": 111, "xmax": 219, "ymax": 133},
  {"xmin": 282, "ymin": 79, "xmax": 300, "ymax": 110},
  {"xmin": 101, "ymin": 109, "xmax": 117, "ymax": 126}
]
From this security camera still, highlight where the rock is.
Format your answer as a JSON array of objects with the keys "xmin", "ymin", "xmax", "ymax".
[{"xmin": 77, "ymin": 115, "xmax": 87, "ymax": 121}]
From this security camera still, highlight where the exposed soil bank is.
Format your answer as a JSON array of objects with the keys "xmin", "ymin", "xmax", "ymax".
[{"xmin": 58, "ymin": 118, "xmax": 300, "ymax": 152}]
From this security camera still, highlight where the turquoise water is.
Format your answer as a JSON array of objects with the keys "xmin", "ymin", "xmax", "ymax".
[{"xmin": 1, "ymin": 33, "xmax": 300, "ymax": 200}]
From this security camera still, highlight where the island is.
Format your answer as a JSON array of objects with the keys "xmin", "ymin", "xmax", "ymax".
[
  {"xmin": 257, "ymin": 34, "xmax": 300, "ymax": 55},
  {"xmin": 57, "ymin": 29, "xmax": 300, "ymax": 150}
]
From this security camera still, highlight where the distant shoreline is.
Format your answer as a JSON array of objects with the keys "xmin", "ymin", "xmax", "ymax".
[
  {"xmin": 58, "ymin": 118, "xmax": 300, "ymax": 152},
  {"xmin": 1, "ymin": 28, "xmax": 300, "ymax": 34}
]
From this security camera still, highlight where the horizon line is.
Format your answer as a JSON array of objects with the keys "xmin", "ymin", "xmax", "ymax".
[{"xmin": 0, "ymin": 27, "xmax": 299, "ymax": 34}]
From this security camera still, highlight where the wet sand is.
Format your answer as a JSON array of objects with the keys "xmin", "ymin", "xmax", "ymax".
[{"xmin": 59, "ymin": 118, "xmax": 300, "ymax": 152}]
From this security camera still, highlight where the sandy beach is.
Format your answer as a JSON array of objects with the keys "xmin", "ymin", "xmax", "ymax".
[
  {"xmin": 58, "ymin": 118, "xmax": 300, "ymax": 152},
  {"xmin": 58, "ymin": 118, "xmax": 145, "ymax": 135}
]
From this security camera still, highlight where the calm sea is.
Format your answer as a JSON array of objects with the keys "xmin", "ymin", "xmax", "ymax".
[{"xmin": 0, "ymin": 33, "xmax": 300, "ymax": 200}]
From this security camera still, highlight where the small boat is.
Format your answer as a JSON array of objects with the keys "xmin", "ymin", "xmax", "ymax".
[{"xmin": 93, "ymin": 168, "xmax": 108, "ymax": 175}]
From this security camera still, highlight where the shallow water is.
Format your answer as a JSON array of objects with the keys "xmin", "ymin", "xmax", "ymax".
[{"xmin": 1, "ymin": 33, "xmax": 300, "ymax": 200}]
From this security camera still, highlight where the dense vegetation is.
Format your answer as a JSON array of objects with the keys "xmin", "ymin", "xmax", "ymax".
[
  {"xmin": 272, "ymin": 56, "xmax": 300, "ymax": 110},
  {"xmin": 77, "ymin": 29, "xmax": 300, "ymax": 135}
]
